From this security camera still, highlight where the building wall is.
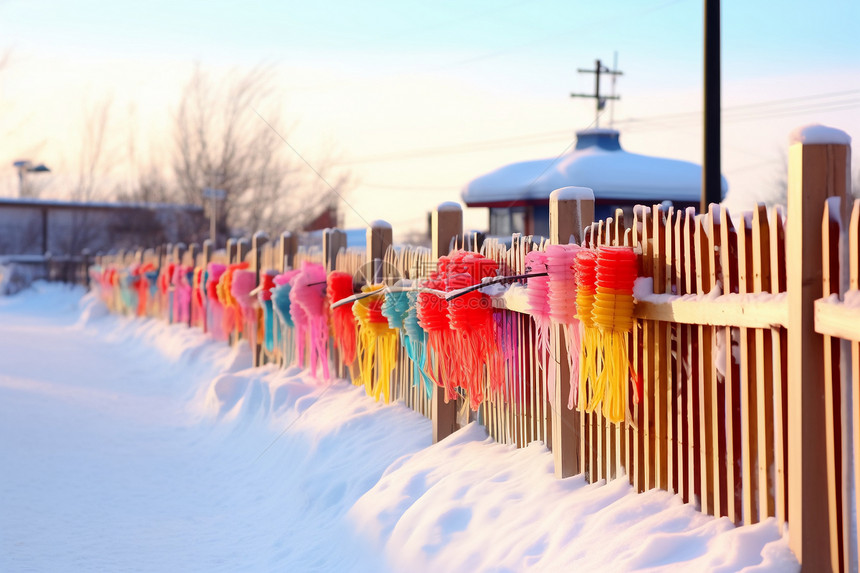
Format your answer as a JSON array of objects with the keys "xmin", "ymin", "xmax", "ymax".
[{"xmin": 0, "ymin": 203, "xmax": 207, "ymax": 256}]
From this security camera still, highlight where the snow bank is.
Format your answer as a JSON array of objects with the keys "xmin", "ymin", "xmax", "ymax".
[
  {"xmin": 0, "ymin": 285, "xmax": 798, "ymax": 572},
  {"xmin": 353, "ymin": 425, "xmax": 797, "ymax": 571}
]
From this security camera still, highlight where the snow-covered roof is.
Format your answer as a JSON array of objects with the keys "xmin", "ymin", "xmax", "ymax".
[{"xmin": 461, "ymin": 129, "xmax": 728, "ymax": 206}]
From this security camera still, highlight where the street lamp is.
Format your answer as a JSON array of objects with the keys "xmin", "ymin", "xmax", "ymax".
[{"xmin": 13, "ymin": 159, "xmax": 51, "ymax": 198}]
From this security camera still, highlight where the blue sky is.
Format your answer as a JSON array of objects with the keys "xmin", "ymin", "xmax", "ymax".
[{"xmin": 2, "ymin": 0, "xmax": 859, "ymax": 233}]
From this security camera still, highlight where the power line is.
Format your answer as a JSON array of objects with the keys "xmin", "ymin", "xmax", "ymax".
[
  {"xmin": 617, "ymin": 89, "xmax": 860, "ymax": 128},
  {"xmin": 334, "ymin": 128, "xmax": 573, "ymax": 165},
  {"xmin": 338, "ymin": 90, "xmax": 860, "ymax": 166},
  {"xmin": 622, "ymin": 99, "xmax": 860, "ymax": 132},
  {"xmin": 288, "ymin": 0, "xmax": 690, "ymax": 93},
  {"xmin": 422, "ymin": 0, "xmax": 689, "ymax": 74}
]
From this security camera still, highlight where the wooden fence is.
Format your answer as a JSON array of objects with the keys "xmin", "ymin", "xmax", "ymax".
[{"xmin": 91, "ymin": 134, "xmax": 854, "ymax": 571}]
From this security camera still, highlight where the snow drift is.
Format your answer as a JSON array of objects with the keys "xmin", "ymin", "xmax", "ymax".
[{"xmin": 0, "ymin": 283, "xmax": 798, "ymax": 572}]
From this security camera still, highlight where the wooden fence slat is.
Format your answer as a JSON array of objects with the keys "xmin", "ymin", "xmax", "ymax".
[
  {"xmin": 651, "ymin": 206, "xmax": 666, "ymax": 492},
  {"xmin": 631, "ymin": 207, "xmax": 646, "ymax": 492},
  {"xmin": 694, "ymin": 211, "xmax": 715, "ymax": 516},
  {"xmin": 752, "ymin": 205, "xmax": 775, "ymax": 522},
  {"xmin": 642, "ymin": 210, "xmax": 655, "ymax": 490},
  {"xmin": 708, "ymin": 204, "xmax": 727, "ymax": 519},
  {"xmin": 673, "ymin": 210, "xmax": 687, "ymax": 502},
  {"xmin": 682, "ymin": 209, "xmax": 701, "ymax": 509},
  {"xmin": 850, "ymin": 199, "xmax": 860, "ymax": 566},
  {"xmin": 770, "ymin": 206, "xmax": 788, "ymax": 531},
  {"xmin": 720, "ymin": 206, "xmax": 742, "ymax": 524},
  {"xmin": 821, "ymin": 198, "xmax": 845, "ymax": 573},
  {"xmin": 737, "ymin": 212, "xmax": 759, "ymax": 525},
  {"xmin": 662, "ymin": 209, "xmax": 676, "ymax": 495}
]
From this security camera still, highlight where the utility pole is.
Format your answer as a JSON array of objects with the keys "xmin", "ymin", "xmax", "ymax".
[
  {"xmin": 571, "ymin": 58, "xmax": 623, "ymax": 128},
  {"xmin": 702, "ymin": 0, "xmax": 722, "ymax": 211}
]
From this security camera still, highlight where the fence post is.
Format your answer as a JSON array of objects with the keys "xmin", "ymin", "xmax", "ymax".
[
  {"xmin": 226, "ymin": 238, "xmax": 237, "ymax": 265},
  {"xmin": 549, "ymin": 187, "xmax": 594, "ymax": 478},
  {"xmin": 186, "ymin": 243, "xmax": 199, "ymax": 326},
  {"xmin": 366, "ymin": 221, "xmax": 392, "ymax": 284},
  {"xmin": 324, "ymin": 229, "xmax": 348, "ymax": 375},
  {"xmin": 171, "ymin": 243, "xmax": 186, "ymax": 325},
  {"xmin": 251, "ymin": 231, "xmax": 269, "ymax": 366},
  {"xmin": 200, "ymin": 240, "xmax": 213, "ymax": 332},
  {"xmin": 237, "ymin": 238, "xmax": 250, "ymax": 263},
  {"xmin": 81, "ymin": 248, "xmax": 91, "ymax": 287},
  {"xmin": 279, "ymin": 232, "xmax": 297, "ymax": 271},
  {"xmin": 324, "ymin": 229, "xmax": 347, "ymax": 274},
  {"xmin": 786, "ymin": 126, "xmax": 851, "ymax": 570},
  {"xmin": 431, "ymin": 202, "xmax": 463, "ymax": 443},
  {"xmin": 202, "ymin": 239, "xmax": 213, "ymax": 266},
  {"xmin": 187, "ymin": 243, "xmax": 199, "ymax": 266},
  {"xmin": 163, "ymin": 243, "xmax": 173, "ymax": 321},
  {"xmin": 252, "ymin": 232, "xmax": 268, "ymax": 279}
]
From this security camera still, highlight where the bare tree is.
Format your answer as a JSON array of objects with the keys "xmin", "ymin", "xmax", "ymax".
[
  {"xmin": 55, "ymin": 98, "xmax": 115, "ymax": 254},
  {"xmin": 768, "ymin": 150, "xmax": 859, "ymax": 205},
  {"xmin": 114, "ymin": 164, "xmax": 173, "ymax": 204},
  {"xmin": 172, "ymin": 65, "xmax": 348, "ymax": 237},
  {"xmin": 73, "ymin": 97, "xmax": 114, "ymax": 202},
  {"xmin": 764, "ymin": 149, "xmax": 789, "ymax": 207}
]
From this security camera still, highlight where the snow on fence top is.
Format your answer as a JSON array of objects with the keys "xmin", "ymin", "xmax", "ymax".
[
  {"xmin": 788, "ymin": 123, "xmax": 852, "ymax": 146},
  {"xmin": 435, "ymin": 201, "xmax": 462, "ymax": 212},
  {"xmin": 461, "ymin": 128, "xmax": 728, "ymax": 206},
  {"xmin": 551, "ymin": 186, "xmax": 595, "ymax": 201},
  {"xmin": 368, "ymin": 219, "xmax": 392, "ymax": 229}
]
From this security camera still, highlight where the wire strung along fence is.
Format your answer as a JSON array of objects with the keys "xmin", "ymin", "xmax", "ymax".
[
  {"xmin": 478, "ymin": 233, "xmax": 553, "ymax": 448},
  {"xmin": 86, "ymin": 129, "xmax": 854, "ymax": 571}
]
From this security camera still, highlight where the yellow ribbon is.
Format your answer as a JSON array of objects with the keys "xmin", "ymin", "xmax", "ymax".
[
  {"xmin": 353, "ymin": 285, "xmax": 398, "ymax": 403},
  {"xmin": 591, "ymin": 286, "xmax": 635, "ymax": 423}
]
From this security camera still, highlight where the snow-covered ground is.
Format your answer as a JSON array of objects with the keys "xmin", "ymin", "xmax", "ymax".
[{"xmin": 0, "ymin": 283, "xmax": 799, "ymax": 572}]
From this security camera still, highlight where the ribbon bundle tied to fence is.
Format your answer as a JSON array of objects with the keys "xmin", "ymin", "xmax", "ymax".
[
  {"xmin": 271, "ymin": 269, "xmax": 299, "ymax": 361},
  {"xmin": 206, "ymin": 263, "xmax": 227, "ymax": 340},
  {"xmin": 575, "ymin": 249, "xmax": 599, "ymax": 413},
  {"xmin": 291, "ymin": 262, "xmax": 330, "ymax": 380},
  {"xmin": 591, "ymin": 246, "xmax": 638, "ymax": 423},
  {"xmin": 418, "ymin": 250, "xmax": 502, "ymax": 409},
  {"xmin": 354, "ymin": 284, "xmax": 397, "ymax": 402},
  {"xmin": 381, "ymin": 285, "xmax": 433, "ymax": 398},
  {"xmin": 545, "ymin": 243, "xmax": 582, "ymax": 409},
  {"xmin": 258, "ymin": 271, "xmax": 277, "ymax": 353},
  {"xmin": 327, "ymin": 271, "xmax": 358, "ymax": 369},
  {"xmin": 231, "ymin": 269, "xmax": 258, "ymax": 349}
]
